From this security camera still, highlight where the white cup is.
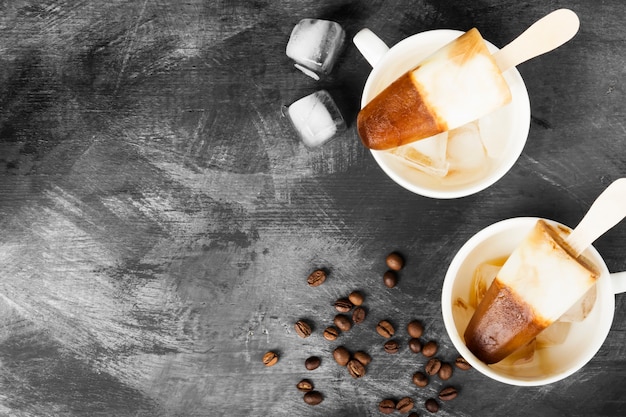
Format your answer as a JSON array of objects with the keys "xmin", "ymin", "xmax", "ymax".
[
  {"xmin": 353, "ymin": 29, "xmax": 531, "ymax": 199},
  {"xmin": 441, "ymin": 217, "xmax": 626, "ymax": 386}
]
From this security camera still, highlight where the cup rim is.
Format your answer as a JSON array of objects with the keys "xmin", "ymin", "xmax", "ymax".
[
  {"xmin": 441, "ymin": 217, "xmax": 615, "ymax": 386},
  {"xmin": 362, "ymin": 29, "xmax": 531, "ymax": 199}
]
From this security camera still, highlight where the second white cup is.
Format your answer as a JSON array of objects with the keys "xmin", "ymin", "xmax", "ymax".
[{"xmin": 441, "ymin": 217, "xmax": 626, "ymax": 386}]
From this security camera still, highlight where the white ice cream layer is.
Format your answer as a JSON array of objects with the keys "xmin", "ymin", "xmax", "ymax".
[
  {"xmin": 496, "ymin": 221, "xmax": 598, "ymax": 322},
  {"xmin": 410, "ymin": 29, "xmax": 511, "ymax": 131}
]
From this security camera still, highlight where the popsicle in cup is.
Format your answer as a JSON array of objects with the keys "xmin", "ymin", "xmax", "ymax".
[
  {"xmin": 357, "ymin": 28, "xmax": 512, "ymax": 150},
  {"xmin": 463, "ymin": 219, "xmax": 600, "ymax": 365}
]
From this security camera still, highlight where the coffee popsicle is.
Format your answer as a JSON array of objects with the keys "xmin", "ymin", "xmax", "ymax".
[
  {"xmin": 463, "ymin": 219, "xmax": 600, "ymax": 365},
  {"xmin": 357, "ymin": 28, "xmax": 512, "ymax": 151}
]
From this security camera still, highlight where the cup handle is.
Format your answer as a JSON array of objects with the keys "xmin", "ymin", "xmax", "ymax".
[
  {"xmin": 611, "ymin": 271, "xmax": 626, "ymax": 295},
  {"xmin": 353, "ymin": 28, "xmax": 390, "ymax": 68}
]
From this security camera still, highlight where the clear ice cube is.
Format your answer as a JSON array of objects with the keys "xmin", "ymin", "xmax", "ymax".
[
  {"xmin": 558, "ymin": 285, "xmax": 597, "ymax": 322},
  {"xmin": 284, "ymin": 90, "xmax": 346, "ymax": 148},
  {"xmin": 470, "ymin": 262, "xmax": 500, "ymax": 308},
  {"xmin": 453, "ymin": 297, "xmax": 475, "ymax": 335},
  {"xmin": 536, "ymin": 321, "xmax": 571, "ymax": 347},
  {"xmin": 446, "ymin": 121, "xmax": 488, "ymax": 174},
  {"xmin": 387, "ymin": 132, "xmax": 449, "ymax": 177},
  {"xmin": 286, "ymin": 19, "xmax": 345, "ymax": 80},
  {"xmin": 497, "ymin": 339, "xmax": 537, "ymax": 368},
  {"xmin": 477, "ymin": 107, "xmax": 511, "ymax": 159}
]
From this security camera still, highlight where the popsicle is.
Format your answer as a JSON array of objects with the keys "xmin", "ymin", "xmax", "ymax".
[
  {"xmin": 357, "ymin": 9, "xmax": 580, "ymax": 151},
  {"xmin": 357, "ymin": 28, "xmax": 510, "ymax": 151},
  {"xmin": 463, "ymin": 219, "xmax": 600, "ymax": 364}
]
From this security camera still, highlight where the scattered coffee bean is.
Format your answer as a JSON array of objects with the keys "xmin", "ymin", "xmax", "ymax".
[
  {"xmin": 422, "ymin": 341, "xmax": 438, "ymax": 357},
  {"xmin": 455, "ymin": 356, "xmax": 472, "ymax": 370},
  {"xmin": 347, "ymin": 359, "xmax": 366, "ymax": 378},
  {"xmin": 348, "ymin": 291, "xmax": 364, "ymax": 306},
  {"xmin": 307, "ymin": 269, "xmax": 327, "ymax": 287},
  {"xmin": 262, "ymin": 351, "xmax": 278, "ymax": 367},
  {"xmin": 352, "ymin": 306, "xmax": 366, "ymax": 324},
  {"xmin": 334, "ymin": 314, "xmax": 352, "ymax": 331},
  {"xmin": 294, "ymin": 320, "xmax": 312, "ymax": 338},
  {"xmin": 378, "ymin": 399, "xmax": 396, "ymax": 415},
  {"xmin": 376, "ymin": 320, "xmax": 395, "ymax": 338},
  {"xmin": 412, "ymin": 371, "xmax": 428, "ymax": 388},
  {"xmin": 323, "ymin": 326, "xmax": 339, "ymax": 341},
  {"xmin": 438, "ymin": 362, "xmax": 453, "ymax": 380},
  {"xmin": 305, "ymin": 356, "xmax": 321, "ymax": 371},
  {"xmin": 353, "ymin": 351, "xmax": 372, "ymax": 366},
  {"xmin": 407, "ymin": 320, "xmax": 424, "ymax": 338},
  {"xmin": 425, "ymin": 358, "xmax": 442, "ymax": 376},
  {"xmin": 383, "ymin": 270, "xmax": 398, "ymax": 288},
  {"xmin": 384, "ymin": 339, "xmax": 400, "ymax": 354},
  {"xmin": 334, "ymin": 298, "xmax": 353, "ymax": 313},
  {"xmin": 425, "ymin": 398, "xmax": 439, "ymax": 413},
  {"xmin": 386, "ymin": 252, "xmax": 404, "ymax": 271},
  {"xmin": 333, "ymin": 346, "xmax": 350, "ymax": 366},
  {"xmin": 408, "ymin": 338, "xmax": 422, "ymax": 353},
  {"xmin": 296, "ymin": 379, "xmax": 313, "ymax": 392},
  {"xmin": 438, "ymin": 386, "xmax": 458, "ymax": 401},
  {"xmin": 303, "ymin": 390, "xmax": 324, "ymax": 406},
  {"xmin": 396, "ymin": 397, "xmax": 414, "ymax": 413}
]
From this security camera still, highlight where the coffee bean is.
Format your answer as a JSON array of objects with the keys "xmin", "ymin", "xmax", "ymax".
[
  {"xmin": 438, "ymin": 362, "xmax": 453, "ymax": 380},
  {"xmin": 262, "ymin": 351, "xmax": 278, "ymax": 367},
  {"xmin": 376, "ymin": 320, "xmax": 395, "ymax": 338},
  {"xmin": 378, "ymin": 399, "xmax": 396, "ymax": 414},
  {"xmin": 348, "ymin": 291, "xmax": 364, "ymax": 306},
  {"xmin": 408, "ymin": 413, "xmax": 419, "ymax": 417},
  {"xmin": 307, "ymin": 269, "xmax": 327, "ymax": 287},
  {"xmin": 422, "ymin": 341, "xmax": 438, "ymax": 357},
  {"xmin": 438, "ymin": 386, "xmax": 458, "ymax": 401},
  {"xmin": 455, "ymin": 356, "xmax": 472, "ymax": 370},
  {"xmin": 425, "ymin": 398, "xmax": 439, "ymax": 413},
  {"xmin": 334, "ymin": 298, "xmax": 353, "ymax": 313},
  {"xmin": 333, "ymin": 346, "xmax": 350, "ymax": 366},
  {"xmin": 303, "ymin": 391, "xmax": 323, "ymax": 406},
  {"xmin": 305, "ymin": 356, "xmax": 321, "ymax": 371},
  {"xmin": 425, "ymin": 358, "xmax": 442, "ymax": 376},
  {"xmin": 334, "ymin": 314, "xmax": 352, "ymax": 331},
  {"xmin": 412, "ymin": 371, "xmax": 428, "ymax": 387},
  {"xmin": 408, "ymin": 338, "xmax": 422, "ymax": 353},
  {"xmin": 353, "ymin": 351, "xmax": 371, "ymax": 366},
  {"xmin": 352, "ymin": 306, "xmax": 366, "ymax": 324},
  {"xmin": 384, "ymin": 339, "xmax": 400, "ymax": 354},
  {"xmin": 383, "ymin": 270, "xmax": 398, "ymax": 288},
  {"xmin": 407, "ymin": 320, "xmax": 424, "ymax": 338},
  {"xmin": 296, "ymin": 379, "xmax": 313, "ymax": 392},
  {"xmin": 347, "ymin": 359, "xmax": 366, "ymax": 378},
  {"xmin": 386, "ymin": 252, "xmax": 404, "ymax": 271},
  {"xmin": 323, "ymin": 326, "xmax": 339, "ymax": 341},
  {"xmin": 396, "ymin": 397, "xmax": 414, "ymax": 413},
  {"xmin": 294, "ymin": 320, "xmax": 312, "ymax": 338}
]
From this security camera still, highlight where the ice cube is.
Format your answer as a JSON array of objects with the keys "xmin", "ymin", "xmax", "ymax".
[
  {"xmin": 470, "ymin": 262, "xmax": 500, "ymax": 308},
  {"xmin": 497, "ymin": 339, "xmax": 537, "ymax": 367},
  {"xmin": 558, "ymin": 285, "xmax": 597, "ymax": 322},
  {"xmin": 387, "ymin": 132, "xmax": 449, "ymax": 177},
  {"xmin": 286, "ymin": 19, "xmax": 345, "ymax": 79},
  {"xmin": 536, "ymin": 321, "xmax": 571, "ymax": 347},
  {"xmin": 284, "ymin": 90, "xmax": 346, "ymax": 148},
  {"xmin": 453, "ymin": 297, "xmax": 475, "ymax": 335},
  {"xmin": 478, "ymin": 107, "xmax": 509, "ymax": 159},
  {"xmin": 446, "ymin": 121, "xmax": 489, "ymax": 176}
]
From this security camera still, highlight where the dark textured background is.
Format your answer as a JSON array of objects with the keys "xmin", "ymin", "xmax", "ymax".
[{"xmin": 0, "ymin": 1, "xmax": 625, "ymax": 416}]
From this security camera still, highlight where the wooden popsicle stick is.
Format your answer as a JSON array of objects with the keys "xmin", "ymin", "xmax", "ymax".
[
  {"xmin": 566, "ymin": 178, "xmax": 626, "ymax": 257},
  {"xmin": 493, "ymin": 9, "xmax": 580, "ymax": 72}
]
